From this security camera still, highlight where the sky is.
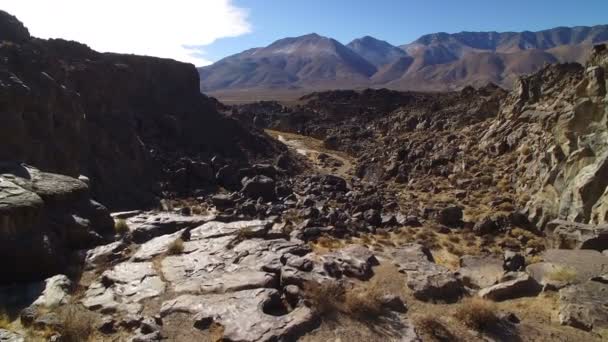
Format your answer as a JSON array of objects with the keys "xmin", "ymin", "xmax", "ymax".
[{"xmin": 2, "ymin": 0, "xmax": 608, "ymax": 67}]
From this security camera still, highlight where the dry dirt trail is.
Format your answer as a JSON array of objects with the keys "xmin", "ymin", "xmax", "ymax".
[{"xmin": 265, "ymin": 129, "xmax": 354, "ymax": 178}]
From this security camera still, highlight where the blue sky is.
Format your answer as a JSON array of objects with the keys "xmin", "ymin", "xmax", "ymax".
[
  {"xmin": 202, "ymin": 0, "xmax": 608, "ymax": 63},
  {"xmin": 4, "ymin": 0, "xmax": 607, "ymax": 66}
]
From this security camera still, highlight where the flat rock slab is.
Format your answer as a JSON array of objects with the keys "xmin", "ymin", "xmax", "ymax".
[
  {"xmin": 459, "ymin": 255, "xmax": 504, "ymax": 289},
  {"xmin": 132, "ymin": 229, "xmax": 185, "ymax": 261},
  {"xmin": 162, "ymin": 235, "xmax": 300, "ymax": 293},
  {"xmin": 559, "ymin": 278, "xmax": 608, "ymax": 331},
  {"xmin": 160, "ymin": 289, "xmax": 316, "ymax": 342},
  {"xmin": 84, "ymin": 241, "xmax": 128, "ymax": 269},
  {"xmin": 387, "ymin": 244, "xmax": 463, "ymax": 302},
  {"xmin": 82, "ymin": 262, "xmax": 165, "ymax": 314},
  {"xmin": 126, "ymin": 212, "xmax": 216, "ymax": 243},
  {"xmin": 542, "ymin": 249, "xmax": 608, "ymax": 282},
  {"xmin": 189, "ymin": 219, "xmax": 270, "ymax": 240}
]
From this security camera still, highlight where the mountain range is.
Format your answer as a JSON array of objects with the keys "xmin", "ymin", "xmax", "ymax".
[{"xmin": 199, "ymin": 25, "xmax": 608, "ymax": 100}]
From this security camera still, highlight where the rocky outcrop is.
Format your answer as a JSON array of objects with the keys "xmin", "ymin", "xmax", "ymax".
[
  {"xmin": 546, "ymin": 220, "xmax": 608, "ymax": 250},
  {"xmin": 0, "ymin": 164, "xmax": 112, "ymax": 283},
  {"xmin": 0, "ymin": 11, "xmax": 283, "ymax": 210},
  {"xmin": 477, "ymin": 44, "xmax": 608, "ymax": 228}
]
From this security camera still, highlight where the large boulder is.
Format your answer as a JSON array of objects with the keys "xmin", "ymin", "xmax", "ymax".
[
  {"xmin": 0, "ymin": 164, "xmax": 112, "ymax": 283},
  {"xmin": 241, "ymin": 175, "xmax": 276, "ymax": 201},
  {"xmin": 478, "ymin": 272, "xmax": 541, "ymax": 301},
  {"xmin": 528, "ymin": 249, "xmax": 608, "ymax": 286},
  {"xmin": 547, "ymin": 220, "xmax": 608, "ymax": 251},
  {"xmin": 389, "ymin": 244, "xmax": 463, "ymax": 302},
  {"xmin": 437, "ymin": 206, "xmax": 463, "ymax": 227},
  {"xmin": 458, "ymin": 255, "xmax": 504, "ymax": 289},
  {"xmin": 558, "ymin": 278, "xmax": 608, "ymax": 331}
]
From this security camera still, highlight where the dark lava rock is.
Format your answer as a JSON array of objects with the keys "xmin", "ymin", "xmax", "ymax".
[
  {"xmin": 503, "ymin": 250, "xmax": 525, "ymax": 272},
  {"xmin": 437, "ymin": 206, "xmax": 463, "ymax": 227},
  {"xmin": 241, "ymin": 175, "xmax": 277, "ymax": 201}
]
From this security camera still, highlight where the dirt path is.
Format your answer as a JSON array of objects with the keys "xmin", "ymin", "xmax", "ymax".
[{"xmin": 265, "ymin": 129, "xmax": 354, "ymax": 178}]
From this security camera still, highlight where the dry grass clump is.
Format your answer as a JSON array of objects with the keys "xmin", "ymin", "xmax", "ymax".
[
  {"xmin": 546, "ymin": 266, "xmax": 577, "ymax": 283},
  {"xmin": 114, "ymin": 218, "xmax": 129, "ymax": 235},
  {"xmin": 304, "ymin": 281, "xmax": 345, "ymax": 316},
  {"xmin": 414, "ymin": 315, "xmax": 456, "ymax": 341},
  {"xmin": 0, "ymin": 311, "xmax": 11, "ymax": 329},
  {"xmin": 303, "ymin": 280, "xmax": 387, "ymax": 321},
  {"xmin": 315, "ymin": 235, "xmax": 343, "ymax": 250},
  {"xmin": 227, "ymin": 227, "xmax": 256, "ymax": 249},
  {"xmin": 190, "ymin": 205, "xmax": 208, "ymax": 215},
  {"xmin": 454, "ymin": 297, "xmax": 499, "ymax": 331},
  {"xmin": 167, "ymin": 238, "xmax": 185, "ymax": 255},
  {"xmin": 55, "ymin": 305, "xmax": 95, "ymax": 342}
]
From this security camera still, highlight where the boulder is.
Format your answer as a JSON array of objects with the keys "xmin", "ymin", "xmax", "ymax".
[
  {"xmin": 389, "ymin": 244, "xmax": 463, "ymax": 302},
  {"xmin": 558, "ymin": 278, "xmax": 608, "ymax": 331},
  {"xmin": 503, "ymin": 250, "xmax": 525, "ymax": 272},
  {"xmin": 31, "ymin": 275, "xmax": 72, "ymax": 309},
  {"xmin": 458, "ymin": 255, "xmax": 503, "ymax": 289},
  {"xmin": 241, "ymin": 175, "xmax": 276, "ymax": 201},
  {"xmin": 437, "ymin": 206, "xmax": 463, "ymax": 227},
  {"xmin": 533, "ymin": 249, "xmax": 608, "ymax": 283},
  {"xmin": 321, "ymin": 245, "xmax": 379, "ymax": 280},
  {"xmin": 0, "ymin": 165, "xmax": 112, "ymax": 283},
  {"xmin": 478, "ymin": 272, "xmax": 541, "ymax": 301},
  {"xmin": 547, "ymin": 220, "xmax": 608, "ymax": 251}
]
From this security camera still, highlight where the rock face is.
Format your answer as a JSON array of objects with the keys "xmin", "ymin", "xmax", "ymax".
[
  {"xmin": 559, "ymin": 279, "xmax": 608, "ymax": 331},
  {"xmin": 480, "ymin": 45, "xmax": 608, "ymax": 228},
  {"xmin": 0, "ymin": 10, "xmax": 282, "ymax": 210},
  {"xmin": 547, "ymin": 220, "xmax": 608, "ymax": 250},
  {"xmin": 0, "ymin": 164, "xmax": 112, "ymax": 283}
]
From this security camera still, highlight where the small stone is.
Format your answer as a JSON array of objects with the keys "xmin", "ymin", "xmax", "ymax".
[
  {"xmin": 98, "ymin": 317, "xmax": 116, "ymax": 334},
  {"xmin": 379, "ymin": 294, "xmax": 407, "ymax": 313},
  {"xmin": 503, "ymin": 250, "xmax": 525, "ymax": 272}
]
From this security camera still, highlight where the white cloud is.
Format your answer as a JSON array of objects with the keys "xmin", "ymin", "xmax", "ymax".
[{"xmin": 1, "ymin": 0, "xmax": 251, "ymax": 66}]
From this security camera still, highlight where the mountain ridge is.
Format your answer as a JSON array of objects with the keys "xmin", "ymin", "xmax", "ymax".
[{"xmin": 199, "ymin": 25, "xmax": 608, "ymax": 99}]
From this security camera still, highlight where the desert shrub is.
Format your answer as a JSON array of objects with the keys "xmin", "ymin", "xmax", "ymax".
[
  {"xmin": 191, "ymin": 206, "xmax": 207, "ymax": 215},
  {"xmin": 454, "ymin": 297, "xmax": 498, "ymax": 330},
  {"xmin": 168, "ymin": 238, "xmax": 185, "ymax": 255},
  {"xmin": 114, "ymin": 219, "xmax": 129, "ymax": 235},
  {"xmin": 316, "ymin": 235, "xmax": 343, "ymax": 250},
  {"xmin": 342, "ymin": 282, "xmax": 385, "ymax": 320},
  {"xmin": 0, "ymin": 311, "xmax": 11, "ymax": 329},
  {"xmin": 303, "ymin": 280, "xmax": 387, "ymax": 321},
  {"xmin": 447, "ymin": 234, "xmax": 461, "ymax": 243},
  {"xmin": 546, "ymin": 266, "xmax": 577, "ymax": 283},
  {"xmin": 56, "ymin": 305, "xmax": 95, "ymax": 342},
  {"xmin": 414, "ymin": 315, "xmax": 455, "ymax": 341},
  {"xmin": 304, "ymin": 281, "xmax": 345, "ymax": 316}
]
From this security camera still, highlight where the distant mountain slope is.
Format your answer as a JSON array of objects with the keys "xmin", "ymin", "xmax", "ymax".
[
  {"xmin": 347, "ymin": 36, "xmax": 408, "ymax": 67},
  {"xmin": 199, "ymin": 33, "xmax": 376, "ymax": 92},
  {"xmin": 199, "ymin": 25, "xmax": 608, "ymax": 99}
]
